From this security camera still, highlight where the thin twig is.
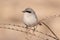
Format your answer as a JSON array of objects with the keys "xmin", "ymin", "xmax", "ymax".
[{"xmin": 39, "ymin": 21, "xmax": 59, "ymax": 40}]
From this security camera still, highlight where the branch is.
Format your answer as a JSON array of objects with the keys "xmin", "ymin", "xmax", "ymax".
[{"xmin": 0, "ymin": 23, "xmax": 58, "ymax": 40}]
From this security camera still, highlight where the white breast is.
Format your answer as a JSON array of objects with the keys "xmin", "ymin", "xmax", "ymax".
[{"xmin": 23, "ymin": 12, "xmax": 37, "ymax": 27}]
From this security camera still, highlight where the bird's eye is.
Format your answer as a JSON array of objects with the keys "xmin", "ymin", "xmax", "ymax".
[{"xmin": 26, "ymin": 11, "xmax": 31, "ymax": 13}]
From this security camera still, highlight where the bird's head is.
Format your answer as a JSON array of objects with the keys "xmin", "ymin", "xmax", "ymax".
[{"xmin": 22, "ymin": 8, "xmax": 35, "ymax": 14}]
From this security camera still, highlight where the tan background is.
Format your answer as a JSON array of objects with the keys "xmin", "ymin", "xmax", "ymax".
[{"xmin": 0, "ymin": 0, "xmax": 60, "ymax": 40}]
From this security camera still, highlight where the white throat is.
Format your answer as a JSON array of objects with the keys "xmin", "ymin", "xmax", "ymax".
[{"xmin": 23, "ymin": 12, "xmax": 37, "ymax": 26}]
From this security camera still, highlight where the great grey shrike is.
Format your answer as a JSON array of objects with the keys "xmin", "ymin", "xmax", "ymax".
[
  {"xmin": 22, "ymin": 8, "xmax": 59, "ymax": 40},
  {"xmin": 22, "ymin": 8, "xmax": 40, "ymax": 30}
]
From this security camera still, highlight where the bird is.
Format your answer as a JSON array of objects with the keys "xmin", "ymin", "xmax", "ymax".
[
  {"xmin": 22, "ymin": 8, "xmax": 59, "ymax": 40},
  {"xmin": 22, "ymin": 8, "xmax": 41, "ymax": 31}
]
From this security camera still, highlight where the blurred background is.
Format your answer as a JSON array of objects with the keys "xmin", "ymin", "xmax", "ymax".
[{"xmin": 0, "ymin": 0, "xmax": 60, "ymax": 40}]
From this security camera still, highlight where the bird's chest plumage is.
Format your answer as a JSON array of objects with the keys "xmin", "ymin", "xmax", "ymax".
[{"xmin": 23, "ymin": 13, "xmax": 37, "ymax": 26}]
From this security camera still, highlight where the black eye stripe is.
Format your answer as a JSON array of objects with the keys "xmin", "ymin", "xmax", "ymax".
[{"xmin": 26, "ymin": 11, "xmax": 31, "ymax": 13}]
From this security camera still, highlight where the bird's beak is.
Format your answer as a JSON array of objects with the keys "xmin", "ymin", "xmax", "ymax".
[{"xmin": 22, "ymin": 10, "xmax": 25, "ymax": 13}]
